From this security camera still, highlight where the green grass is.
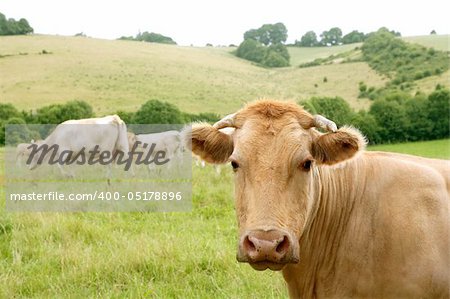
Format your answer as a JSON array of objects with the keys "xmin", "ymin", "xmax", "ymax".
[
  {"xmin": 287, "ymin": 43, "xmax": 362, "ymax": 66},
  {"xmin": 0, "ymin": 149, "xmax": 287, "ymax": 298},
  {"xmin": 368, "ymin": 139, "xmax": 450, "ymax": 159}
]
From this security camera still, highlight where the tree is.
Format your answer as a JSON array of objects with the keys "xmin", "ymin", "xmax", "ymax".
[
  {"xmin": 369, "ymin": 99, "xmax": 408, "ymax": 142},
  {"xmin": 243, "ymin": 23, "xmax": 287, "ymax": 45},
  {"xmin": 136, "ymin": 31, "xmax": 177, "ymax": 44},
  {"xmin": 133, "ymin": 100, "xmax": 184, "ymax": 124},
  {"xmin": 300, "ymin": 96, "xmax": 353, "ymax": 127},
  {"xmin": 342, "ymin": 30, "xmax": 366, "ymax": 44},
  {"xmin": 404, "ymin": 94, "xmax": 433, "ymax": 141},
  {"xmin": 3, "ymin": 117, "xmax": 30, "ymax": 145},
  {"xmin": 238, "ymin": 23, "xmax": 290, "ymax": 67},
  {"xmin": 267, "ymin": 43, "xmax": 290, "ymax": 62},
  {"xmin": 115, "ymin": 110, "xmax": 135, "ymax": 124},
  {"xmin": 235, "ymin": 39, "xmax": 267, "ymax": 63},
  {"xmin": 0, "ymin": 103, "xmax": 21, "ymax": 121},
  {"xmin": 296, "ymin": 31, "xmax": 318, "ymax": 47},
  {"xmin": 349, "ymin": 111, "xmax": 382, "ymax": 144},
  {"xmin": 320, "ymin": 27, "xmax": 343, "ymax": 46},
  {"xmin": 118, "ymin": 31, "xmax": 176, "ymax": 44},
  {"xmin": 261, "ymin": 50, "xmax": 289, "ymax": 68},
  {"xmin": 36, "ymin": 100, "xmax": 94, "ymax": 124},
  {"xmin": 427, "ymin": 88, "xmax": 450, "ymax": 139},
  {"xmin": 0, "ymin": 12, "xmax": 33, "ymax": 35}
]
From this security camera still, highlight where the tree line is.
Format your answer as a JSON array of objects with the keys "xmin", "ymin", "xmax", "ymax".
[
  {"xmin": 301, "ymin": 86, "xmax": 449, "ymax": 144},
  {"xmin": 1, "ymin": 86, "xmax": 448, "ymax": 145},
  {"xmin": 118, "ymin": 31, "xmax": 177, "ymax": 45},
  {"xmin": 0, "ymin": 12, "xmax": 33, "ymax": 35},
  {"xmin": 234, "ymin": 23, "xmax": 406, "ymax": 68},
  {"xmin": 294, "ymin": 27, "xmax": 401, "ymax": 47},
  {"xmin": 0, "ymin": 100, "xmax": 219, "ymax": 145}
]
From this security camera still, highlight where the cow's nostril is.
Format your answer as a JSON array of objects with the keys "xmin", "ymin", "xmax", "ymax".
[
  {"xmin": 243, "ymin": 235, "xmax": 256, "ymax": 252},
  {"xmin": 276, "ymin": 235, "xmax": 290, "ymax": 254}
]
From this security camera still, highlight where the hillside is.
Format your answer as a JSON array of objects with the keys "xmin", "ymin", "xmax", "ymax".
[
  {"xmin": 403, "ymin": 34, "xmax": 449, "ymax": 51},
  {"xmin": 0, "ymin": 34, "xmax": 448, "ymax": 116}
]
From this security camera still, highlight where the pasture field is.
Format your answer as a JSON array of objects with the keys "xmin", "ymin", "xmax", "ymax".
[
  {"xmin": 368, "ymin": 139, "xmax": 450, "ymax": 159},
  {"xmin": 1, "ymin": 35, "xmax": 448, "ymax": 116},
  {"xmin": 287, "ymin": 43, "xmax": 361, "ymax": 66},
  {"xmin": 0, "ymin": 34, "xmax": 386, "ymax": 114},
  {"xmin": 0, "ymin": 139, "xmax": 449, "ymax": 297},
  {"xmin": 0, "ymin": 148, "xmax": 287, "ymax": 298},
  {"xmin": 403, "ymin": 34, "xmax": 449, "ymax": 51}
]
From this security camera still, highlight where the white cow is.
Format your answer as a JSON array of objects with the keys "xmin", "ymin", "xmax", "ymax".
[
  {"xmin": 133, "ymin": 130, "xmax": 183, "ymax": 172},
  {"xmin": 27, "ymin": 115, "xmax": 129, "ymax": 181},
  {"xmin": 16, "ymin": 140, "xmax": 42, "ymax": 166}
]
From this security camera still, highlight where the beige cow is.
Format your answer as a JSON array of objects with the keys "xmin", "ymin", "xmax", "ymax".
[{"xmin": 189, "ymin": 100, "xmax": 450, "ymax": 298}]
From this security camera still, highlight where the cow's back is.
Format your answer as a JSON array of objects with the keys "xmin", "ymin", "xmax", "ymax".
[{"xmin": 370, "ymin": 151, "xmax": 450, "ymax": 194}]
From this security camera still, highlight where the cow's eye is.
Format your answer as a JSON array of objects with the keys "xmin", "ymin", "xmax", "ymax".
[
  {"xmin": 301, "ymin": 160, "xmax": 312, "ymax": 172},
  {"xmin": 231, "ymin": 161, "xmax": 239, "ymax": 171}
]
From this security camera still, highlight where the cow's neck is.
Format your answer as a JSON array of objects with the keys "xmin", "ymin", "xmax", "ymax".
[{"xmin": 284, "ymin": 156, "xmax": 367, "ymax": 298}]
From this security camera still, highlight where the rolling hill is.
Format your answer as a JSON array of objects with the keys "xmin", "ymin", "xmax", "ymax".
[{"xmin": 0, "ymin": 34, "xmax": 448, "ymax": 116}]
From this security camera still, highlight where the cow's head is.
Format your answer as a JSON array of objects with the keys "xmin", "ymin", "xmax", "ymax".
[{"xmin": 190, "ymin": 100, "xmax": 366, "ymax": 271}]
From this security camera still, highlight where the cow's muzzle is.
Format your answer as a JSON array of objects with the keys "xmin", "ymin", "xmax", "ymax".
[{"xmin": 237, "ymin": 229, "xmax": 299, "ymax": 271}]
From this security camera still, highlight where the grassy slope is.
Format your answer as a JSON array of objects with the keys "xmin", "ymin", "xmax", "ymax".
[
  {"xmin": 287, "ymin": 43, "xmax": 361, "ymax": 65},
  {"xmin": 403, "ymin": 34, "xmax": 449, "ymax": 51},
  {"xmin": 0, "ymin": 35, "xmax": 385, "ymax": 114},
  {"xmin": 1, "ymin": 35, "xmax": 448, "ymax": 116}
]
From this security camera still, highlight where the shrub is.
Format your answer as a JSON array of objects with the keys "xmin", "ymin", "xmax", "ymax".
[
  {"xmin": 427, "ymin": 88, "xmax": 450, "ymax": 139},
  {"xmin": 235, "ymin": 39, "xmax": 267, "ymax": 63},
  {"xmin": 261, "ymin": 50, "xmax": 289, "ymax": 68},
  {"xmin": 369, "ymin": 99, "xmax": 408, "ymax": 142},
  {"xmin": 300, "ymin": 96, "xmax": 353, "ymax": 127},
  {"xmin": 36, "ymin": 100, "xmax": 94, "ymax": 124},
  {"xmin": 115, "ymin": 110, "xmax": 135, "ymax": 124},
  {"xmin": 133, "ymin": 100, "xmax": 184, "ymax": 124},
  {"xmin": 349, "ymin": 111, "xmax": 382, "ymax": 144},
  {"xmin": 0, "ymin": 103, "xmax": 20, "ymax": 121}
]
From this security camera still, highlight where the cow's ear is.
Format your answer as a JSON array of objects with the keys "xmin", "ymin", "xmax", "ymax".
[
  {"xmin": 311, "ymin": 127, "xmax": 366, "ymax": 165},
  {"xmin": 189, "ymin": 123, "xmax": 234, "ymax": 164}
]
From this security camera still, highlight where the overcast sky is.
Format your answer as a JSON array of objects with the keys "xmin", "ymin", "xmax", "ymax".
[{"xmin": 1, "ymin": 0, "xmax": 448, "ymax": 46}]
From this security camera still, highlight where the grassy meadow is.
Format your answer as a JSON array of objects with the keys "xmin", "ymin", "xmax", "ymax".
[
  {"xmin": 3, "ymin": 34, "xmax": 448, "ymax": 117},
  {"xmin": 368, "ymin": 139, "xmax": 450, "ymax": 159},
  {"xmin": 0, "ymin": 148, "xmax": 288, "ymax": 298}
]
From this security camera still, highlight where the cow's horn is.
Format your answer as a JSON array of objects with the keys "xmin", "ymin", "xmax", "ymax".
[
  {"xmin": 313, "ymin": 115, "xmax": 337, "ymax": 132},
  {"xmin": 213, "ymin": 113, "xmax": 236, "ymax": 129}
]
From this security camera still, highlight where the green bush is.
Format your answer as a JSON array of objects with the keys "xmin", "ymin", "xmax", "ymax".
[
  {"xmin": 349, "ymin": 111, "xmax": 382, "ymax": 144},
  {"xmin": 427, "ymin": 88, "xmax": 450, "ymax": 139},
  {"xmin": 235, "ymin": 39, "xmax": 267, "ymax": 63},
  {"xmin": 133, "ymin": 100, "xmax": 184, "ymax": 124},
  {"xmin": 3, "ymin": 117, "xmax": 30, "ymax": 145},
  {"xmin": 115, "ymin": 110, "xmax": 135, "ymax": 124},
  {"xmin": 261, "ymin": 50, "xmax": 289, "ymax": 67},
  {"xmin": 0, "ymin": 103, "xmax": 21, "ymax": 121},
  {"xmin": 369, "ymin": 98, "xmax": 409, "ymax": 143},
  {"xmin": 300, "ymin": 96, "xmax": 353, "ymax": 127}
]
